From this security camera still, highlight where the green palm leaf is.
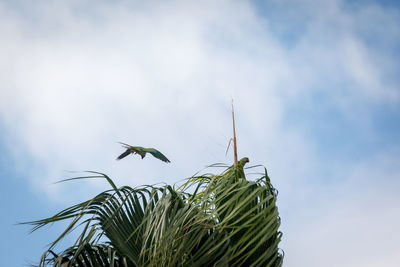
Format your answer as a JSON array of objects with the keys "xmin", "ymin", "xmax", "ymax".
[{"xmin": 24, "ymin": 159, "xmax": 283, "ymax": 266}]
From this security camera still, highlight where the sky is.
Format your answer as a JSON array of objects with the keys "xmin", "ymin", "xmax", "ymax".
[{"xmin": 0, "ymin": 0, "xmax": 399, "ymax": 266}]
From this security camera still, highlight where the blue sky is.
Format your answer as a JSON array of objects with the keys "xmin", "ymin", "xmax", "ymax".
[{"xmin": 1, "ymin": 0, "xmax": 400, "ymax": 266}]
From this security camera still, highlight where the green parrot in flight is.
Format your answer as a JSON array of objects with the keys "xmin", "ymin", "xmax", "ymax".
[{"xmin": 116, "ymin": 142, "xmax": 170, "ymax": 163}]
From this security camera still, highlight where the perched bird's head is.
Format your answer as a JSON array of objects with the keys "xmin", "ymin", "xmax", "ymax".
[
  {"xmin": 238, "ymin": 157, "xmax": 249, "ymax": 169},
  {"xmin": 238, "ymin": 157, "xmax": 249, "ymax": 166}
]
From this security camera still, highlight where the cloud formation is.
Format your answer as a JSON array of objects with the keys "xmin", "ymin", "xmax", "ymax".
[{"xmin": 1, "ymin": 0, "xmax": 399, "ymax": 266}]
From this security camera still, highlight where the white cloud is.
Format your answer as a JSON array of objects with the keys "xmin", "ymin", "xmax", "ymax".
[
  {"xmin": 0, "ymin": 0, "xmax": 293, "ymax": 191},
  {"xmin": 282, "ymin": 152, "xmax": 400, "ymax": 267},
  {"xmin": 0, "ymin": 0, "xmax": 399, "ymax": 265}
]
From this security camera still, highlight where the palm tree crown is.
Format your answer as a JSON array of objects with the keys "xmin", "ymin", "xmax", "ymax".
[{"xmin": 24, "ymin": 157, "xmax": 283, "ymax": 266}]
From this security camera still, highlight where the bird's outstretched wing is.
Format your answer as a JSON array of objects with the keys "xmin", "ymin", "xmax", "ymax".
[
  {"xmin": 145, "ymin": 148, "xmax": 171, "ymax": 163},
  {"xmin": 116, "ymin": 148, "xmax": 131, "ymax": 160},
  {"xmin": 116, "ymin": 142, "xmax": 170, "ymax": 163}
]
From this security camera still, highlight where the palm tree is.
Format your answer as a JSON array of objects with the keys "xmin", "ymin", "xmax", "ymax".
[
  {"xmin": 24, "ymin": 157, "xmax": 283, "ymax": 266},
  {"xmin": 25, "ymin": 106, "xmax": 283, "ymax": 266}
]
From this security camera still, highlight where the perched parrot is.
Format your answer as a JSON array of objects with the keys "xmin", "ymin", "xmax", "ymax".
[
  {"xmin": 116, "ymin": 142, "xmax": 170, "ymax": 163},
  {"xmin": 236, "ymin": 157, "xmax": 249, "ymax": 179}
]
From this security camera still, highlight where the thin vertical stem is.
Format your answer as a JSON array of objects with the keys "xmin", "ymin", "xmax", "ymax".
[{"xmin": 232, "ymin": 100, "xmax": 238, "ymax": 168}]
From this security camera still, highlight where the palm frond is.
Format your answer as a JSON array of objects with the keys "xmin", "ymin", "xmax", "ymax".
[{"xmin": 26, "ymin": 161, "xmax": 283, "ymax": 266}]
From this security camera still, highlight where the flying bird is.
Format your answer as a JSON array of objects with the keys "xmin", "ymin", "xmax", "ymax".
[{"xmin": 116, "ymin": 142, "xmax": 170, "ymax": 163}]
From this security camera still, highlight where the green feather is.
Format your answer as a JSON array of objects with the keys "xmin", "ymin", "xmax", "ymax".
[{"xmin": 117, "ymin": 143, "xmax": 170, "ymax": 163}]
